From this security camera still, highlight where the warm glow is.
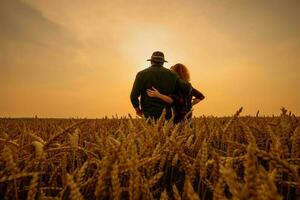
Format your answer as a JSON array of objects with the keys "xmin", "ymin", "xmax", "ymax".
[
  {"xmin": 0, "ymin": 0, "xmax": 299, "ymax": 117},
  {"xmin": 121, "ymin": 27, "xmax": 173, "ymax": 70}
]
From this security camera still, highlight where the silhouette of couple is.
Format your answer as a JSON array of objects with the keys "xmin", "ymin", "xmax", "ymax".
[{"xmin": 130, "ymin": 51, "xmax": 204, "ymax": 123}]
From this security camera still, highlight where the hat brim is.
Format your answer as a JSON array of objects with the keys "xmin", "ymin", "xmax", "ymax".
[{"xmin": 147, "ymin": 58, "xmax": 168, "ymax": 63}]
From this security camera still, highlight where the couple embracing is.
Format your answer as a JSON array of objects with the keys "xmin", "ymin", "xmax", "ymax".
[{"xmin": 130, "ymin": 51, "xmax": 205, "ymax": 123}]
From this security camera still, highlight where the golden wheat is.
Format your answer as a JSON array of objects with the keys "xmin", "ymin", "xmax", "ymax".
[{"xmin": 0, "ymin": 108, "xmax": 299, "ymax": 199}]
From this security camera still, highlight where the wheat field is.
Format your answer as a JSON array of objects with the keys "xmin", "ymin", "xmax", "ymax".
[{"xmin": 0, "ymin": 108, "xmax": 299, "ymax": 200}]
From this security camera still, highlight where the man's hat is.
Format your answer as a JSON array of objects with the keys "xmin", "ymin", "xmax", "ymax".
[{"xmin": 147, "ymin": 51, "xmax": 168, "ymax": 63}]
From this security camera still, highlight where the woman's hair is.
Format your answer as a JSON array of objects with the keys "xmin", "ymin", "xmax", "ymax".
[{"xmin": 170, "ymin": 63, "xmax": 190, "ymax": 82}]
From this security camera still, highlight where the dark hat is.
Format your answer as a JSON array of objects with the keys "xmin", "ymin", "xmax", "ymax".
[{"xmin": 147, "ymin": 51, "xmax": 168, "ymax": 63}]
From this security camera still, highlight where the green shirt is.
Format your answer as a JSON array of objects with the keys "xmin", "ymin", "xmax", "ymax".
[{"xmin": 130, "ymin": 64, "xmax": 191, "ymax": 119}]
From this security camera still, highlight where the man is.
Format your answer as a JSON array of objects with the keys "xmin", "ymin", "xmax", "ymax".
[{"xmin": 130, "ymin": 51, "xmax": 191, "ymax": 120}]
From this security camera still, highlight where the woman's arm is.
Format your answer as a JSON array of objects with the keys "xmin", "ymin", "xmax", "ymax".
[
  {"xmin": 147, "ymin": 87, "xmax": 173, "ymax": 104},
  {"xmin": 191, "ymin": 87, "xmax": 205, "ymax": 106},
  {"xmin": 191, "ymin": 98, "xmax": 201, "ymax": 106}
]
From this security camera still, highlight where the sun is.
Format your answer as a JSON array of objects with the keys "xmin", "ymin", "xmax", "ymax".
[{"xmin": 120, "ymin": 27, "xmax": 175, "ymax": 70}]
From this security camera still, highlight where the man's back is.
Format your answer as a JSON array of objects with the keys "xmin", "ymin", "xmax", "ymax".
[{"xmin": 130, "ymin": 64, "xmax": 190, "ymax": 119}]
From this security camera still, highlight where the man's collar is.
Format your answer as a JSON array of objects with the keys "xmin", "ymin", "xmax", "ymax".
[{"xmin": 151, "ymin": 63, "xmax": 163, "ymax": 67}]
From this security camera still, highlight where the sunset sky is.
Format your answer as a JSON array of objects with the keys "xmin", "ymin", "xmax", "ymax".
[{"xmin": 0, "ymin": 0, "xmax": 299, "ymax": 117}]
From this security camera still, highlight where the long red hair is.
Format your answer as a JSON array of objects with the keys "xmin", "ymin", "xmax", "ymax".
[{"xmin": 170, "ymin": 63, "xmax": 190, "ymax": 82}]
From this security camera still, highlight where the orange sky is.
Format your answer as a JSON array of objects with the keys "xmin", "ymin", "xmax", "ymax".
[{"xmin": 0, "ymin": 0, "xmax": 299, "ymax": 117}]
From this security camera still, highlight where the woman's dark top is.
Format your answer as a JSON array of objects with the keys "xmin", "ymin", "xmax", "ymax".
[{"xmin": 170, "ymin": 87, "xmax": 205, "ymax": 123}]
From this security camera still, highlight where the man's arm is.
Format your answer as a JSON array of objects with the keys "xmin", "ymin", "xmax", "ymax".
[
  {"xmin": 134, "ymin": 107, "xmax": 143, "ymax": 117},
  {"xmin": 130, "ymin": 72, "xmax": 142, "ymax": 115}
]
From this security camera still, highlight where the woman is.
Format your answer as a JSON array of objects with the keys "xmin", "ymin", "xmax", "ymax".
[{"xmin": 147, "ymin": 63, "xmax": 205, "ymax": 123}]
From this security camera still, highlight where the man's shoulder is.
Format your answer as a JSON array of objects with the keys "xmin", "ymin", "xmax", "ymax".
[
  {"xmin": 137, "ymin": 66, "xmax": 179, "ymax": 78},
  {"xmin": 161, "ymin": 67, "xmax": 174, "ymax": 73},
  {"xmin": 135, "ymin": 66, "xmax": 152, "ymax": 75},
  {"xmin": 138, "ymin": 67, "xmax": 151, "ymax": 74},
  {"xmin": 135, "ymin": 68, "xmax": 148, "ymax": 79}
]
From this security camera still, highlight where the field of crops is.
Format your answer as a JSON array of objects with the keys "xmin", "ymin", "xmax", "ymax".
[{"xmin": 0, "ymin": 108, "xmax": 299, "ymax": 200}]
